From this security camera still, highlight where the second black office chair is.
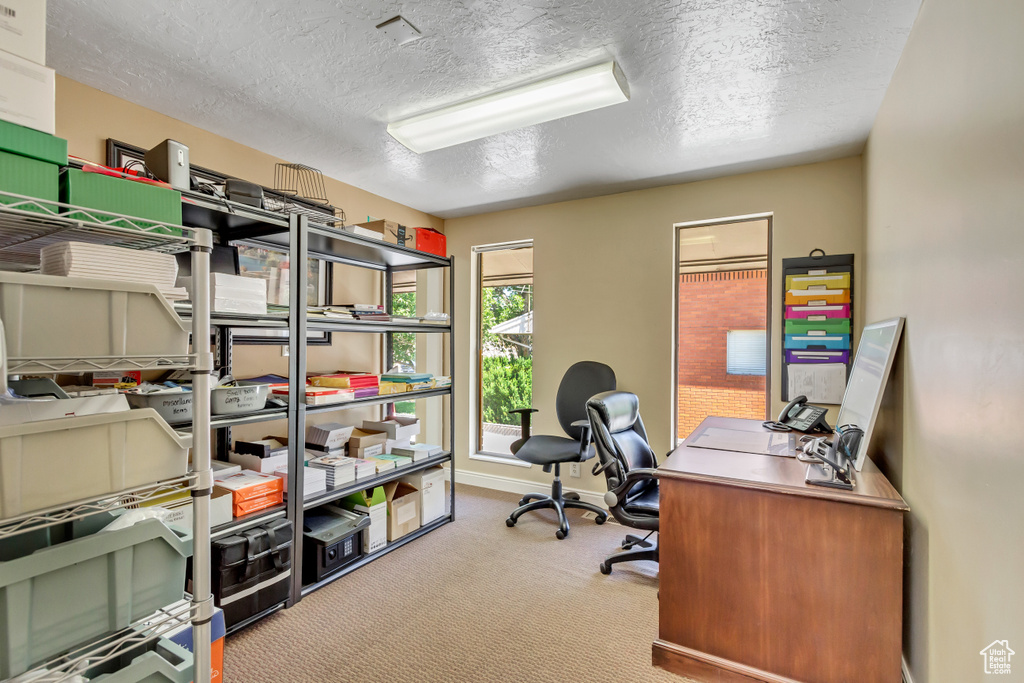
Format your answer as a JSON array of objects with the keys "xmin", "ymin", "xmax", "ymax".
[
  {"xmin": 587, "ymin": 390, "xmax": 660, "ymax": 574},
  {"xmin": 505, "ymin": 361, "xmax": 616, "ymax": 539}
]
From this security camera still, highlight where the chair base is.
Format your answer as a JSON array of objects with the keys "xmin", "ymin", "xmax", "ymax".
[
  {"xmin": 505, "ymin": 471, "xmax": 607, "ymax": 539},
  {"xmin": 599, "ymin": 534, "xmax": 659, "ymax": 574}
]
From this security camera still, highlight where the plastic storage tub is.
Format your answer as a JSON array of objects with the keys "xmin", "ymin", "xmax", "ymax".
[
  {"xmin": 126, "ymin": 391, "xmax": 193, "ymax": 424},
  {"xmin": 0, "ymin": 272, "xmax": 189, "ymax": 374},
  {"xmin": 0, "ymin": 514, "xmax": 193, "ymax": 679},
  {"xmin": 211, "ymin": 384, "xmax": 269, "ymax": 415},
  {"xmin": 85, "ymin": 636, "xmax": 193, "ymax": 683},
  {"xmin": 0, "ymin": 408, "xmax": 192, "ymax": 520}
]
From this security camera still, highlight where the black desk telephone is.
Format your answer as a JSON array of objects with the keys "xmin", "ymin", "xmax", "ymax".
[{"xmin": 763, "ymin": 395, "xmax": 831, "ymax": 433}]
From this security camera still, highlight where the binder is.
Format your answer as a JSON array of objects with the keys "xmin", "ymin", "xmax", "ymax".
[
  {"xmin": 785, "ymin": 318, "xmax": 851, "ymax": 335},
  {"xmin": 784, "ymin": 334, "xmax": 850, "ymax": 350},
  {"xmin": 785, "ymin": 272, "xmax": 851, "ymax": 290},
  {"xmin": 784, "ymin": 289, "xmax": 850, "ymax": 305},
  {"xmin": 785, "ymin": 304, "xmax": 850, "ymax": 319}
]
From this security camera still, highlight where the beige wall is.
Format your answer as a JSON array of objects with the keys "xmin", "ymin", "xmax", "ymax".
[
  {"xmin": 54, "ymin": 76, "xmax": 444, "ymax": 439},
  {"xmin": 446, "ymin": 157, "xmax": 864, "ymax": 493},
  {"xmin": 864, "ymin": 1, "xmax": 1024, "ymax": 680}
]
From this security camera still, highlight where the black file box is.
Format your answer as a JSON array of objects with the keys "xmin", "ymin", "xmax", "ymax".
[{"xmin": 211, "ymin": 518, "xmax": 292, "ymax": 628}]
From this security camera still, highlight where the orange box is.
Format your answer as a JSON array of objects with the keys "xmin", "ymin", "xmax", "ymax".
[
  {"xmin": 215, "ymin": 470, "xmax": 284, "ymax": 516},
  {"xmin": 232, "ymin": 492, "xmax": 283, "ymax": 517},
  {"xmin": 415, "ymin": 227, "xmax": 446, "ymax": 256}
]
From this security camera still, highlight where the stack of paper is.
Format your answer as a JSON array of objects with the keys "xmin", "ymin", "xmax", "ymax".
[
  {"xmin": 208, "ymin": 273, "xmax": 267, "ymax": 315},
  {"xmin": 364, "ymin": 455, "xmax": 397, "ymax": 473},
  {"xmin": 40, "ymin": 241, "xmax": 187, "ymax": 301},
  {"xmin": 390, "ymin": 443, "xmax": 443, "ymax": 462},
  {"xmin": 275, "ymin": 465, "xmax": 328, "ymax": 497},
  {"xmin": 376, "ymin": 453, "xmax": 413, "ymax": 468},
  {"xmin": 349, "ymin": 457, "xmax": 378, "ymax": 480},
  {"xmin": 306, "ymin": 422, "xmax": 354, "ymax": 451},
  {"xmin": 309, "ymin": 373, "xmax": 379, "ymax": 389},
  {"xmin": 273, "ymin": 386, "xmax": 355, "ymax": 405},
  {"xmin": 307, "ymin": 454, "xmax": 356, "ymax": 488}
]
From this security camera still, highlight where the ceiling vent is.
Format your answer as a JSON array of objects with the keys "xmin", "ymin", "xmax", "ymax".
[{"xmin": 376, "ymin": 16, "xmax": 422, "ymax": 45}]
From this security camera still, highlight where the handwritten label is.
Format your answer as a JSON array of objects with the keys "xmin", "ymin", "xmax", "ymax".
[{"xmin": 808, "ymin": 269, "xmax": 827, "ymax": 276}]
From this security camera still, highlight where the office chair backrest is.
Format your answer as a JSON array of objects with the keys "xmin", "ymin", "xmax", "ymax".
[
  {"xmin": 555, "ymin": 361, "xmax": 616, "ymax": 441},
  {"xmin": 587, "ymin": 391, "xmax": 656, "ymax": 498}
]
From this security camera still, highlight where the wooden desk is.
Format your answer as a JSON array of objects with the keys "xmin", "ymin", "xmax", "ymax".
[{"xmin": 654, "ymin": 417, "xmax": 908, "ymax": 683}]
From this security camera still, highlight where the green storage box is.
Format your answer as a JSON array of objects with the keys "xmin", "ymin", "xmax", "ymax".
[
  {"xmin": 85, "ymin": 636, "xmax": 194, "ymax": 683},
  {"xmin": 784, "ymin": 318, "xmax": 852, "ymax": 335},
  {"xmin": 0, "ymin": 513, "xmax": 193, "ymax": 679},
  {"xmin": 60, "ymin": 168, "xmax": 183, "ymax": 235},
  {"xmin": 0, "ymin": 150, "xmax": 59, "ymax": 214},
  {"xmin": 0, "ymin": 119, "xmax": 68, "ymax": 166}
]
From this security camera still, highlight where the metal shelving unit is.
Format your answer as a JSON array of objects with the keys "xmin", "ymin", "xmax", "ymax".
[
  {"xmin": 0, "ymin": 192, "xmax": 214, "ymax": 683},
  {"xmin": 182, "ymin": 204, "xmax": 455, "ymax": 627}
]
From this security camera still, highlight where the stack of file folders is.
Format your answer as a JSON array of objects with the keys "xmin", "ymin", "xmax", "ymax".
[
  {"xmin": 40, "ymin": 241, "xmax": 188, "ymax": 301},
  {"xmin": 380, "ymin": 372, "xmax": 433, "ymax": 384},
  {"xmin": 307, "ymin": 454, "xmax": 356, "ymax": 488},
  {"xmin": 309, "ymin": 373, "xmax": 380, "ymax": 398},
  {"xmin": 390, "ymin": 443, "xmax": 443, "ymax": 462}
]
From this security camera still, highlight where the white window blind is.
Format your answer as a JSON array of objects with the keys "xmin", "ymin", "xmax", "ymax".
[{"xmin": 726, "ymin": 330, "xmax": 766, "ymax": 376}]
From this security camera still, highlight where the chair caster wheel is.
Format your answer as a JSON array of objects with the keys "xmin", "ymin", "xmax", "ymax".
[
  {"xmin": 595, "ymin": 515, "xmax": 607, "ymax": 525},
  {"xmin": 599, "ymin": 562, "xmax": 612, "ymax": 575},
  {"xmin": 555, "ymin": 528, "xmax": 567, "ymax": 540},
  {"xmin": 506, "ymin": 518, "xmax": 516, "ymax": 527},
  {"xmin": 518, "ymin": 498, "xmax": 529, "ymax": 506}
]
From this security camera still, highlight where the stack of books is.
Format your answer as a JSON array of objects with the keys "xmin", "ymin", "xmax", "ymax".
[
  {"xmin": 273, "ymin": 385, "xmax": 355, "ymax": 405},
  {"xmin": 307, "ymin": 454, "xmax": 356, "ymax": 488},
  {"xmin": 363, "ymin": 455, "xmax": 397, "ymax": 473},
  {"xmin": 307, "ymin": 305, "xmax": 355, "ymax": 319},
  {"xmin": 348, "ymin": 457, "xmax": 378, "ymax": 480},
  {"xmin": 380, "ymin": 372, "xmax": 434, "ymax": 391},
  {"xmin": 391, "ymin": 443, "xmax": 444, "ymax": 462},
  {"xmin": 376, "ymin": 453, "xmax": 413, "ymax": 468},
  {"xmin": 309, "ymin": 372, "xmax": 380, "ymax": 399},
  {"xmin": 344, "ymin": 304, "xmax": 391, "ymax": 322}
]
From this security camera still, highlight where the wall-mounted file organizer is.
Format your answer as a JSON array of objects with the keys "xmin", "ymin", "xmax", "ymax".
[{"xmin": 781, "ymin": 250, "xmax": 854, "ymax": 404}]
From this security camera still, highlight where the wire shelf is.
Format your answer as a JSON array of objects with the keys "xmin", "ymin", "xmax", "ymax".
[
  {"xmin": 5, "ymin": 353, "xmax": 195, "ymax": 375},
  {"xmin": 263, "ymin": 193, "xmax": 345, "ymax": 227},
  {"xmin": 17, "ymin": 598, "xmax": 195, "ymax": 683},
  {"xmin": 0, "ymin": 474, "xmax": 197, "ymax": 540},
  {"xmin": 0, "ymin": 191, "xmax": 197, "ymax": 271}
]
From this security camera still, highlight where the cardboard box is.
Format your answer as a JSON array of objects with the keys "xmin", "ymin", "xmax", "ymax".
[
  {"xmin": 166, "ymin": 606, "xmax": 226, "ymax": 683},
  {"xmin": 349, "ymin": 428, "xmax": 387, "ymax": 458},
  {"xmin": 352, "ymin": 219, "xmax": 415, "ymax": 247},
  {"xmin": 0, "ymin": 0, "xmax": 47, "ymax": 64},
  {"xmin": 341, "ymin": 486, "xmax": 387, "ymax": 553},
  {"xmin": 384, "ymin": 480, "xmax": 420, "ymax": 541},
  {"xmin": 400, "ymin": 466, "xmax": 447, "ymax": 525},
  {"xmin": 229, "ymin": 438, "xmax": 289, "ymax": 474},
  {"xmin": 415, "ymin": 227, "xmax": 446, "ymax": 257},
  {"xmin": 161, "ymin": 488, "xmax": 233, "ymax": 529},
  {"xmin": 0, "ymin": 118, "xmax": 66, "ymax": 165},
  {"xmin": 347, "ymin": 221, "xmax": 386, "ymax": 240},
  {"xmin": 0, "ymin": 49, "xmax": 54, "ymax": 134},
  {"xmin": 61, "ymin": 167, "xmax": 183, "ymax": 234},
  {"xmin": 363, "ymin": 415, "xmax": 420, "ymax": 441}
]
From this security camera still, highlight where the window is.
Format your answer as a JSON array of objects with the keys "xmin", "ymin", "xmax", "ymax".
[
  {"xmin": 390, "ymin": 271, "xmax": 416, "ymax": 415},
  {"xmin": 726, "ymin": 330, "xmax": 767, "ymax": 375},
  {"xmin": 472, "ymin": 241, "xmax": 533, "ymax": 461}
]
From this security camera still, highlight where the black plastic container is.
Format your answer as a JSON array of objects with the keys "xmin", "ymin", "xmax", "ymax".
[{"xmin": 211, "ymin": 518, "xmax": 292, "ymax": 628}]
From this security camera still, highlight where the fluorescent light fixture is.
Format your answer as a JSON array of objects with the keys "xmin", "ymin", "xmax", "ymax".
[{"xmin": 387, "ymin": 61, "xmax": 629, "ymax": 153}]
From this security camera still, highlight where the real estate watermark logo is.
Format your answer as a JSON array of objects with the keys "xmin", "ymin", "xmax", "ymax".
[{"xmin": 980, "ymin": 640, "xmax": 1014, "ymax": 675}]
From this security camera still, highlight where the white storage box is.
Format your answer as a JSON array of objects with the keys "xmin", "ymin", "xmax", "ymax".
[
  {"xmin": 0, "ymin": 393, "xmax": 129, "ymax": 427},
  {"xmin": 0, "ymin": 272, "xmax": 189, "ymax": 374},
  {"xmin": 0, "ymin": 0, "xmax": 46, "ymax": 64},
  {"xmin": 362, "ymin": 415, "xmax": 420, "ymax": 441},
  {"xmin": 228, "ymin": 447, "xmax": 288, "ymax": 474},
  {"xmin": 0, "ymin": 408, "xmax": 192, "ymax": 520},
  {"xmin": 161, "ymin": 487, "xmax": 232, "ymax": 530},
  {"xmin": 399, "ymin": 466, "xmax": 447, "ymax": 525},
  {"xmin": 0, "ymin": 49, "xmax": 54, "ymax": 134},
  {"xmin": 211, "ymin": 384, "xmax": 269, "ymax": 415},
  {"xmin": 125, "ymin": 391, "xmax": 193, "ymax": 424}
]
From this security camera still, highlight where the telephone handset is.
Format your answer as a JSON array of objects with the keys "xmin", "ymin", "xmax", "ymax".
[{"xmin": 763, "ymin": 395, "xmax": 831, "ymax": 434}]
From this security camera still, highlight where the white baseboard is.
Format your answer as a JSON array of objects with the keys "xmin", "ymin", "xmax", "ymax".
[
  {"xmin": 901, "ymin": 655, "xmax": 914, "ymax": 683},
  {"xmin": 444, "ymin": 467, "xmax": 607, "ymax": 508}
]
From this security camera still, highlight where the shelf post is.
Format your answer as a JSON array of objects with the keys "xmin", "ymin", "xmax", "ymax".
[
  {"xmin": 448, "ymin": 258, "xmax": 456, "ymax": 521},
  {"xmin": 286, "ymin": 213, "xmax": 308, "ymax": 606},
  {"xmin": 189, "ymin": 228, "xmax": 214, "ymax": 683}
]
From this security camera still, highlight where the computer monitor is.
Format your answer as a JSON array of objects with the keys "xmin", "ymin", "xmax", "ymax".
[{"xmin": 834, "ymin": 317, "xmax": 905, "ymax": 471}]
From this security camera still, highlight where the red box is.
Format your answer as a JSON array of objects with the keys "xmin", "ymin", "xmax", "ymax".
[{"xmin": 415, "ymin": 228, "xmax": 446, "ymax": 257}]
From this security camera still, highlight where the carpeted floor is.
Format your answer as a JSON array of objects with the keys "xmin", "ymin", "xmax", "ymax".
[{"xmin": 224, "ymin": 483, "xmax": 693, "ymax": 683}]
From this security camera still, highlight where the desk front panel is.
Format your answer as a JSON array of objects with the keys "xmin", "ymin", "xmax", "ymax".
[{"xmin": 658, "ymin": 476, "xmax": 903, "ymax": 683}]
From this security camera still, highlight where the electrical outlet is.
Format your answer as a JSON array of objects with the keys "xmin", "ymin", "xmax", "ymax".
[
  {"xmin": 281, "ymin": 345, "xmax": 290, "ymax": 357},
  {"xmin": 570, "ymin": 462, "xmax": 581, "ymax": 478}
]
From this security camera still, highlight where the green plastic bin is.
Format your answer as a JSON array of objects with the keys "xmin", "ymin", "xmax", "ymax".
[
  {"xmin": 60, "ymin": 168, "xmax": 183, "ymax": 235},
  {"xmin": 0, "ymin": 514, "xmax": 193, "ymax": 679},
  {"xmin": 0, "ymin": 150, "xmax": 59, "ymax": 214},
  {"xmin": 86, "ymin": 635, "xmax": 193, "ymax": 683}
]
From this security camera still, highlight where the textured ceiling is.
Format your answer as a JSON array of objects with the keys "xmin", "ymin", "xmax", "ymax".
[{"xmin": 46, "ymin": 0, "xmax": 921, "ymax": 219}]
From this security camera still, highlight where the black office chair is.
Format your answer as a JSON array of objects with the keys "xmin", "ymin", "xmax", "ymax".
[
  {"xmin": 586, "ymin": 391, "xmax": 660, "ymax": 574},
  {"xmin": 504, "ymin": 361, "xmax": 616, "ymax": 539}
]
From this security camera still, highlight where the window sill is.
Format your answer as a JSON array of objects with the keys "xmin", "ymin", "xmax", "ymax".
[{"xmin": 470, "ymin": 452, "xmax": 532, "ymax": 468}]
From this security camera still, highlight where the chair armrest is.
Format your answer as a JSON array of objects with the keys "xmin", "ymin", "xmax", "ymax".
[
  {"xmin": 570, "ymin": 419, "xmax": 592, "ymax": 459},
  {"xmin": 508, "ymin": 408, "xmax": 539, "ymax": 451},
  {"xmin": 508, "ymin": 408, "xmax": 538, "ymax": 415},
  {"xmin": 603, "ymin": 468, "xmax": 659, "ymax": 508}
]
